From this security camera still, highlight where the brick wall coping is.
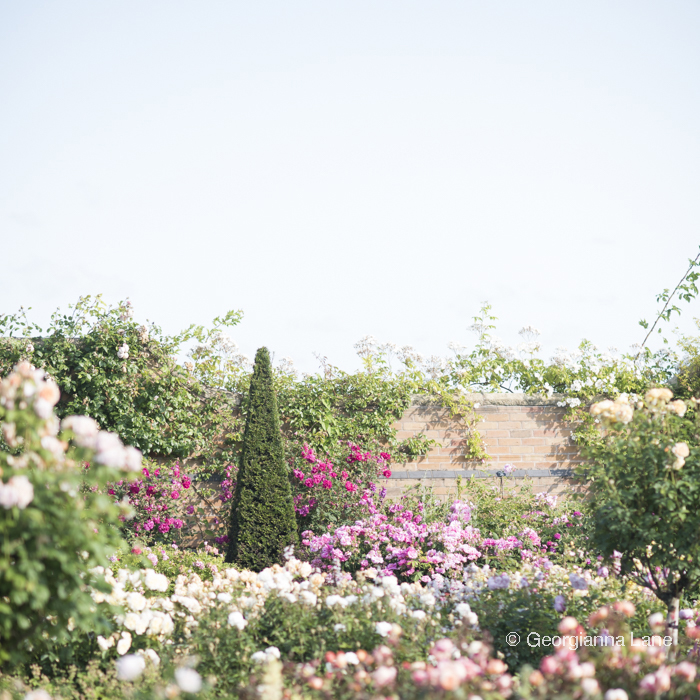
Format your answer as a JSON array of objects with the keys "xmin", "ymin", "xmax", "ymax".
[
  {"xmin": 388, "ymin": 468, "xmax": 574, "ymax": 479},
  {"xmin": 410, "ymin": 393, "xmax": 562, "ymax": 407}
]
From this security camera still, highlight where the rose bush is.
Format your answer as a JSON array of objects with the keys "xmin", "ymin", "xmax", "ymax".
[{"xmin": 0, "ymin": 362, "xmax": 139, "ymax": 666}]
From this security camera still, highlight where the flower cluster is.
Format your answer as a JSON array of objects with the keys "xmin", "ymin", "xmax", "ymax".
[
  {"xmin": 106, "ymin": 461, "xmax": 192, "ymax": 541},
  {"xmin": 301, "ymin": 497, "xmax": 589, "ymax": 581},
  {"xmin": 0, "ymin": 474, "xmax": 34, "ymax": 509},
  {"xmin": 0, "ymin": 361, "xmax": 145, "ymax": 666},
  {"xmin": 96, "ymin": 555, "xmax": 474, "ymax": 657},
  {"xmin": 275, "ymin": 636, "xmax": 513, "ymax": 698},
  {"xmin": 522, "ymin": 603, "xmax": 700, "ymax": 700},
  {"xmin": 590, "ymin": 396, "xmax": 635, "ymax": 424},
  {"xmin": 290, "ymin": 441, "xmax": 391, "ymax": 528},
  {"xmin": 0, "ymin": 360, "xmax": 60, "ymax": 420}
]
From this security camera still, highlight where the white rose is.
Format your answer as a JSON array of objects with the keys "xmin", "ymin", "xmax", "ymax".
[
  {"xmin": 582, "ymin": 678, "xmax": 600, "ymax": 695},
  {"xmin": 116, "ymin": 654, "xmax": 145, "ymax": 681},
  {"xmin": 672, "ymin": 443, "xmax": 690, "ymax": 459},
  {"xmin": 175, "ymin": 668, "xmax": 202, "ymax": 693},
  {"xmin": 160, "ymin": 614, "xmax": 174, "ymax": 636},
  {"xmin": 40, "ymin": 436, "xmax": 66, "ymax": 459},
  {"xmin": 668, "ymin": 400, "xmax": 687, "ymax": 417},
  {"xmin": 124, "ymin": 446, "xmax": 143, "ymax": 473},
  {"xmin": 300, "ymin": 591, "xmax": 317, "ymax": 606},
  {"xmin": 375, "ymin": 621, "xmax": 393, "ymax": 637},
  {"xmin": 227, "ymin": 611, "xmax": 248, "ymax": 630},
  {"xmin": 144, "ymin": 570, "xmax": 168, "ymax": 592},
  {"xmin": 24, "ymin": 691, "xmax": 51, "ymax": 700},
  {"xmin": 455, "ymin": 603, "xmax": 472, "ymax": 618},
  {"xmin": 604, "ymin": 690, "xmax": 628, "ymax": 700},
  {"xmin": 147, "ymin": 615, "xmax": 164, "ymax": 635},
  {"xmin": 138, "ymin": 648, "xmax": 160, "ymax": 666},
  {"xmin": 419, "ymin": 592, "xmax": 436, "ymax": 607},
  {"xmin": 116, "ymin": 631, "xmax": 132, "ymax": 655},
  {"xmin": 61, "ymin": 415, "xmax": 99, "ymax": 448},
  {"xmin": 645, "ymin": 388, "xmax": 673, "ymax": 403},
  {"xmin": 133, "ymin": 611, "xmax": 151, "ymax": 635},
  {"xmin": 126, "ymin": 592, "xmax": 147, "ymax": 612},
  {"xmin": 94, "ymin": 431, "xmax": 126, "ymax": 469},
  {"xmin": 325, "ymin": 595, "xmax": 346, "ymax": 608},
  {"xmin": 97, "ymin": 635, "xmax": 114, "ymax": 651},
  {"xmin": 173, "ymin": 595, "xmax": 202, "ymax": 615},
  {"xmin": 123, "ymin": 612, "xmax": 141, "ymax": 631}
]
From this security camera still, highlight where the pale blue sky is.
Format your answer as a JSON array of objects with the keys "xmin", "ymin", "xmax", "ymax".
[{"xmin": 1, "ymin": 1, "xmax": 699, "ymax": 372}]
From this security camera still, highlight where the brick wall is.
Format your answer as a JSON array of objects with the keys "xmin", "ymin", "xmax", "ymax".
[{"xmin": 382, "ymin": 394, "xmax": 583, "ymax": 500}]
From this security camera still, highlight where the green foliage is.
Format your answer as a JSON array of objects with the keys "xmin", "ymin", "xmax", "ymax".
[
  {"xmin": 0, "ymin": 296, "xmax": 243, "ymax": 470},
  {"xmin": 0, "ymin": 362, "xmax": 131, "ymax": 668},
  {"xmin": 0, "ymin": 298, "xmax": 485, "ymax": 475},
  {"xmin": 109, "ymin": 545, "xmax": 225, "ymax": 593},
  {"xmin": 0, "ymin": 289, "xmax": 693, "ymax": 482},
  {"xmin": 274, "ymin": 350, "xmax": 480, "ymax": 460},
  {"xmin": 396, "ymin": 433, "xmax": 438, "ymax": 459},
  {"xmin": 287, "ymin": 438, "xmax": 392, "ymax": 536},
  {"xmin": 581, "ymin": 391, "xmax": 700, "ymax": 609},
  {"xmin": 226, "ymin": 348, "xmax": 298, "ymax": 570},
  {"xmin": 675, "ymin": 319, "xmax": 700, "ymax": 399}
]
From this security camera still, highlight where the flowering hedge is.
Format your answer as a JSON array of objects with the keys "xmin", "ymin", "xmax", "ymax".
[
  {"xmin": 4, "ymin": 294, "xmax": 691, "ymax": 482},
  {"xmin": 0, "ymin": 362, "xmax": 139, "ymax": 666},
  {"xmin": 7, "ymin": 541, "xmax": 700, "ymax": 699},
  {"xmin": 301, "ymin": 480, "xmax": 592, "ymax": 582}
]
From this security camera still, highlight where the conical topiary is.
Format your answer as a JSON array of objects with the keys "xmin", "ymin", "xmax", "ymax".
[{"xmin": 225, "ymin": 346, "xmax": 297, "ymax": 570}]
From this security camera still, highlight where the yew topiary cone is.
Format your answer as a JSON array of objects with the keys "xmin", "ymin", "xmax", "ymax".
[{"xmin": 226, "ymin": 346, "xmax": 297, "ymax": 570}]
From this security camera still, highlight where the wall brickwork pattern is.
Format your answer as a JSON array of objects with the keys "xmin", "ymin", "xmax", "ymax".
[{"xmin": 381, "ymin": 394, "xmax": 582, "ymax": 500}]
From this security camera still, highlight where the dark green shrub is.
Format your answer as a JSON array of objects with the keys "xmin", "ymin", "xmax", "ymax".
[{"xmin": 226, "ymin": 347, "xmax": 297, "ymax": 570}]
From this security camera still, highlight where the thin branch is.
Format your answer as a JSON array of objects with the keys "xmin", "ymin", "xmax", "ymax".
[{"xmin": 637, "ymin": 250, "xmax": 700, "ymax": 358}]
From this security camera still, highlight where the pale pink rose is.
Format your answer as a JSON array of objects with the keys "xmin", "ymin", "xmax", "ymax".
[
  {"xmin": 0, "ymin": 475, "xmax": 34, "ymax": 509},
  {"xmin": 372, "ymin": 666, "xmax": 397, "ymax": 688},
  {"xmin": 94, "ymin": 431, "xmax": 126, "ymax": 468},
  {"xmin": 674, "ymin": 661, "xmax": 697, "ymax": 682},
  {"xmin": 124, "ymin": 446, "xmax": 143, "ymax": 472},
  {"xmin": 437, "ymin": 661, "xmax": 466, "ymax": 690},
  {"xmin": 62, "ymin": 416, "xmax": 99, "ymax": 448},
  {"xmin": 558, "ymin": 616, "xmax": 579, "ymax": 634}
]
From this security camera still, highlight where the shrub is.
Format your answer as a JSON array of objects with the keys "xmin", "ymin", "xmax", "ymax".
[
  {"xmin": 289, "ymin": 439, "xmax": 392, "ymax": 535},
  {"xmin": 226, "ymin": 347, "xmax": 297, "ymax": 570},
  {"xmin": 518, "ymin": 602, "xmax": 700, "ymax": 700},
  {"xmin": 581, "ymin": 390, "xmax": 700, "ymax": 642},
  {"xmin": 0, "ymin": 362, "xmax": 137, "ymax": 667},
  {"xmin": 301, "ymin": 479, "xmax": 593, "ymax": 581},
  {"xmin": 0, "ymin": 296, "xmax": 244, "ymax": 470}
]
